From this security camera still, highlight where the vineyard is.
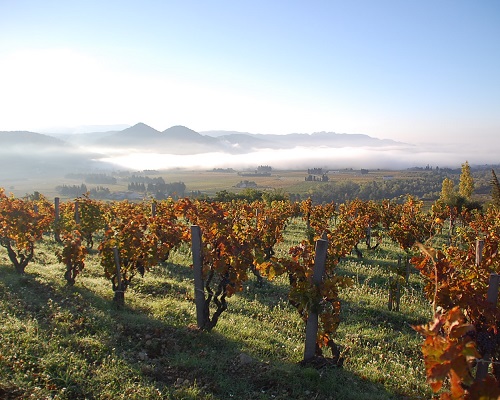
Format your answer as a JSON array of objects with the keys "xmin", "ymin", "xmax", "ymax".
[{"xmin": 1, "ymin": 187, "xmax": 500, "ymax": 399}]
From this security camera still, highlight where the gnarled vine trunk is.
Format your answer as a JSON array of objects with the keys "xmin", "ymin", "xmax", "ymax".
[{"xmin": 1, "ymin": 239, "xmax": 34, "ymax": 274}]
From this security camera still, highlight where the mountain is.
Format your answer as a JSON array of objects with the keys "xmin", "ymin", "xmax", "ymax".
[
  {"xmin": 0, "ymin": 131, "xmax": 68, "ymax": 149},
  {"xmin": 215, "ymin": 133, "xmax": 280, "ymax": 151},
  {"xmin": 120, "ymin": 122, "xmax": 161, "ymax": 139},
  {"xmin": 94, "ymin": 124, "xmax": 222, "ymax": 154},
  {"xmin": 51, "ymin": 130, "xmax": 121, "ymax": 146},
  {"xmin": 0, "ymin": 131, "xmax": 105, "ymax": 180},
  {"xmin": 2, "ymin": 125, "xmax": 409, "ymax": 156},
  {"xmin": 201, "ymin": 130, "xmax": 257, "ymax": 138},
  {"xmin": 269, "ymin": 132, "xmax": 402, "ymax": 147},
  {"xmin": 52, "ymin": 126, "xmax": 407, "ymax": 154},
  {"xmin": 161, "ymin": 126, "xmax": 221, "ymax": 153},
  {"xmin": 163, "ymin": 125, "xmax": 203, "ymax": 140},
  {"xmin": 203, "ymin": 130, "xmax": 407, "ymax": 152},
  {"xmin": 96, "ymin": 122, "xmax": 162, "ymax": 146}
]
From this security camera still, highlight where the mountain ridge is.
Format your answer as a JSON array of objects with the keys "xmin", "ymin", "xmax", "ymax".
[
  {"xmin": 0, "ymin": 131, "xmax": 68, "ymax": 148},
  {"xmin": 0, "ymin": 123, "xmax": 409, "ymax": 154}
]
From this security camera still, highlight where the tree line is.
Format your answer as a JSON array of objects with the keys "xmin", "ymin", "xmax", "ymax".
[
  {"xmin": 55, "ymin": 184, "xmax": 110, "ymax": 199},
  {"xmin": 290, "ymin": 165, "xmax": 497, "ymax": 204},
  {"xmin": 127, "ymin": 179, "xmax": 186, "ymax": 199}
]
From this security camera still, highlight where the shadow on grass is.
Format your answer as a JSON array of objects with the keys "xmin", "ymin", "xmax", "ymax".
[
  {"xmin": 340, "ymin": 296, "xmax": 429, "ymax": 335},
  {"xmin": 0, "ymin": 261, "xmax": 420, "ymax": 400},
  {"xmin": 338, "ymin": 251, "xmax": 424, "ymax": 293}
]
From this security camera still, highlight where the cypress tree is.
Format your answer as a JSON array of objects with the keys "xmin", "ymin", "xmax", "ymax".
[{"xmin": 491, "ymin": 169, "xmax": 500, "ymax": 208}]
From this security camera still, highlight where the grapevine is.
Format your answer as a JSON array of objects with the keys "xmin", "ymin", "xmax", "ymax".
[
  {"xmin": 0, "ymin": 189, "xmax": 53, "ymax": 273},
  {"xmin": 412, "ymin": 205, "xmax": 500, "ymax": 396},
  {"xmin": 177, "ymin": 198, "xmax": 259, "ymax": 330},
  {"xmin": 257, "ymin": 198, "xmax": 354, "ymax": 360},
  {"xmin": 98, "ymin": 201, "xmax": 160, "ymax": 304},
  {"xmin": 56, "ymin": 229, "xmax": 87, "ymax": 286}
]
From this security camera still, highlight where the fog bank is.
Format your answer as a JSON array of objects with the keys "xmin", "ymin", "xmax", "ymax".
[{"xmin": 98, "ymin": 144, "xmax": 499, "ymax": 171}]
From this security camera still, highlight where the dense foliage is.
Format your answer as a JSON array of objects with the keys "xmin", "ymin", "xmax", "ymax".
[
  {"xmin": 412, "ymin": 205, "xmax": 500, "ymax": 398},
  {"xmin": 0, "ymin": 190, "xmax": 53, "ymax": 273}
]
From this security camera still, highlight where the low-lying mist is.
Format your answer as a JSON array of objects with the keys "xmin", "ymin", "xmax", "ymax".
[
  {"xmin": 1, "ymin": 140, "xmax": 497, "ymax": 186},
  {"xmin": 97, "ymin": 144, "xmax": 498, "ymax": 171}
]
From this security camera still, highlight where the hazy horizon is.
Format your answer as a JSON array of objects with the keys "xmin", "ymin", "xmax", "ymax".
[{"xmin": 0, "ymin": 122, "xmax": 497, "ymax": 173}]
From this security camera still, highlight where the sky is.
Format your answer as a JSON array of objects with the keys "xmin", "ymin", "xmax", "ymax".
[{"xmin": 0, "ymin": 0, "xmax": 499, "ymax": 150}]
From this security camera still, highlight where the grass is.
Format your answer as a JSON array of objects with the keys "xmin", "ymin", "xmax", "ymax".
[{"xmin": 0, "ymin": 221, "xmax": 434, "ymax": 399}]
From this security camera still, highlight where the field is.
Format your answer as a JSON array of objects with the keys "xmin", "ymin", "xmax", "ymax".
[
  {"xmin": 0, "ymin": 217, "xmax": 434, "ymax": 400},
  {"xmin": 4, "ymin": 168, "xmax": 413, "ymax": 200}
]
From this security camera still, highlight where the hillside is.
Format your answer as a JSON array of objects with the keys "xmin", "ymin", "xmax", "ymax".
[
  {"xmin": 0, "ymin": 131, "xmax": 67, "ymax": 148},
  {"xmin": 0, "ymin": 131, "xmax": 105, "ymax": 180},
  {"xmin": 211, "ymin": 131, "xmax": 406, "ymax": 150}
]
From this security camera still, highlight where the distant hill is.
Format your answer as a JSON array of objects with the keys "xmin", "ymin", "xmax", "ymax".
[
  {"xmin": 201, "ymin": 130, "xmax": 257, "ymax": 138},
  {"xmin": 51, "ymin": 130, "xmax": 120, "ymax": 146},
  {"xmin": 97, "ymin": 122, "xmax": 161, "ymax": 146},
  {"xmin": 46, "ymin": 123, "xmax": 407, "ymax": 155},
  {"xmin": 203, "ymin": 130, "xmax": 407, "ymax": 151},
  {"xmin": 0, "ymin": 131, "xmax": 67, "ymax": 149},
  {"xmin": 2, "ymin": 124, "xmax": 409, "ymax": 156},
  {"xmin": 161, "ymin": 126, "xmax": 221, "ymax": 154},
  {"xmin": 93, "ymin": 123, "xmax": 222, "ymax": 154},
  {"xmin": 163, "ymin": 125, "xmax": 202, "ymax": 140},
  {"xmin": 215, "ymin": 133, "xmax": 280, "ymax": 151},
  {"xmin": 0, "ymin": 131, "xmax": 105, "ymax": 180}
]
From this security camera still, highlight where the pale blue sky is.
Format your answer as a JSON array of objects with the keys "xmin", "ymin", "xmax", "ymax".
[{"xmin": 1, "ymin": 0, "xmax": 499, "ymax": 148}]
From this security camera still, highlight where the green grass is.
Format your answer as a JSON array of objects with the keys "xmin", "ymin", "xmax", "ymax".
[{"xmin": 0, "ymin": 224, "xmax": 434, "ymax": 399}]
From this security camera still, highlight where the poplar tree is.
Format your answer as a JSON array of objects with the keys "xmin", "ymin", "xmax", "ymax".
[
  {"xmin": 440, "ymin": 177, "xmax": 456, "ymax": 204},
  {"xmin": 491, "ymin": 169, "xmax": 500, "ymax": 208},
  {"xmin": 459, "ymin": 161, "xmax": 474, "ymax": 199}
]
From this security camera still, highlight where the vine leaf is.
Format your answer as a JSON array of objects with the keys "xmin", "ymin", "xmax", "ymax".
[{"xmin": 413, "ymin": 306, "xmax": 479, "ymax": 396}]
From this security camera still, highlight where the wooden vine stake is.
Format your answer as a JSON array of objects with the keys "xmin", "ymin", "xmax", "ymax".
[
  {"xmin": 476, "ymin": 239, "xmax": 484, "ymax": 266},
  {"xmin": 476, "ymin": 273, "xmax": 500, "ymax": 381},
  {"xmin": 388, "ymin": 276, "xmax": 393, "ymax": 311},
  {"xmin": 191, "ymin": 225, "xmax": 207, "ymax": 329},
  {"xmin": 54, "ymin": 197, "xmax": 61, "ymax": 243},
  {"xmin": 303, "ymin": 238, "xmax": 328, "ymax": 362},
  {"xmin": 388, "ymin": 277, "xmax": 401, "ymax": 312},
  {"xmin": 365, "ymin": 223, "xmax": 371, "ymax": 247},
  {"xmin": 112, "ymin": 246, "xmax": 125, "ymax": 306},
  {"xmin": 388, "ymin": 258, "xmax": 403, "ymax": 312}
]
